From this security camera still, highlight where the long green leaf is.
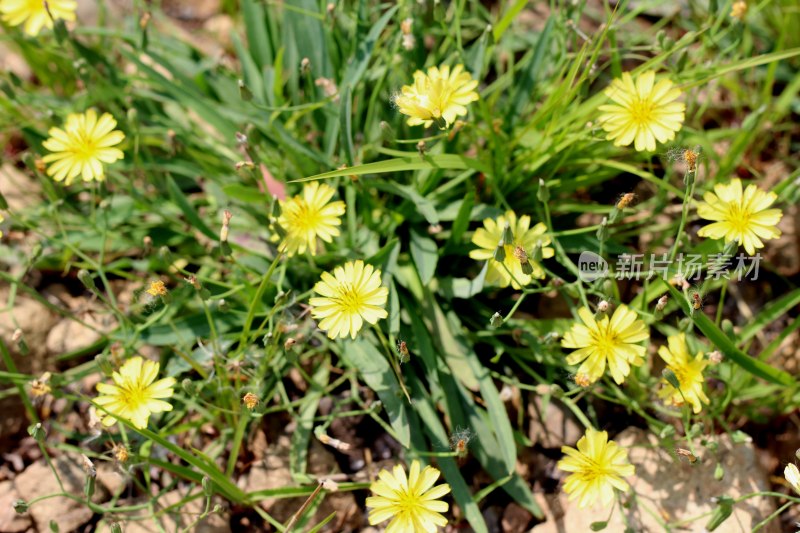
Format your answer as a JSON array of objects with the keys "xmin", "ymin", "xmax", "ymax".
[
  {"xmin": 165, "ymin": 175, "xmax": 218, "ymax": 241},
  {"xmin": 410, "ymin": 380, "xmax": 488, "ymax": 533},
  {"xmin": 345, "ymin": 338, "xmax": 411, "ymax": 447},
  {"xmin": 291, "ymin": 154, "xmax": 490, "ymax": 183},
  {"xmin": 134, "ymin": 426, "xmax": 247, "ymax": 503},
  {"xmin": 738, "ymin": 288, "xmax": 800, "ymax": 346}
]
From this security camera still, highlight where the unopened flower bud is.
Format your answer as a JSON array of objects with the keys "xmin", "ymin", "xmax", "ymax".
[
  {"xmin": 300, "ymin": 57, "xmax": 311, "ymax": 73},
  {"xmin": 238, "ymin": 79, "xmax": 253, "ymax": 101},
  {"xmin": 489, "ymin": 312, "xmax": 503, "ymax": 328},
  {"xmin": 502, "ymin": 222, "xmax": 514, "ymax": 244},
  {"xmin": 202, "ymin": 476, "xmax": 213, "ymax": 496},
  {"xmin": 111, "ymin": 523, "xmax": 122, "ymax": 533},
  {"xmin": 95, "ymin": 353, "xmax": 113, "ymax": 375},
  {"xmin": 596, "ymin": 217, "xmax": 609, "ymax": 241},
  {"xmin": 284, "ymin": 337, "xmax": 297, "ymax": 350},
  {"xmin": 220, "ymin": 210, "xmax": 232, "ymax": 243},
  {"xmin": 708, "ymin": 350, "xmax": 723, "ymax": 364},
  {"xmin": 12, "ymin": 328, "xmax": 28, "ymax": 355},
  {"xmin": 84, "ymin": 472, "xmax": 96, "ymax": 499},
  {"xmin": 662, "ymin": 368, "xmax": 681, "ymax": 391},
  {"xmin": 12, "ymin": 499, "xmax": 28, "ymax": 514},
  {"xmin": 28, "ymin": 422, "xmax": 46, "ymax": 442},
  {"xmin": 656, "ymin": 294, "xmax": 669, "ymax": 312},
  {"xmin": 77, "ymin": 269, "xmax": 97, "ymax": 292},
  {"xmin": 182, "ymin": 378, "xmax": 196, "ymax": 396},
  {"xmin": 537, "ymin": 178, "xmax": 549, "ymax": 203},
  {"xmin": 493, "ymin": 240, "xmax": 506, "ymax": 262},
  {"xmin": 597, "ymin": 300, "xmax": 610, "ymax": 313}
]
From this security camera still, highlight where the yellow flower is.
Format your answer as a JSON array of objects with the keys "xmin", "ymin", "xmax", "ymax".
[
  {"xmin": 558, "ymin": 428, "xmax": 634, "ymax": 508},
  {"xmin": 730, "ymin": 1, "xmax": 747, "ymax": 20},
  {"xmin": 94, "ymin": 356, "xmax": 176, "ymax": 429},
  {"xmin": 696, "ymin": 178, "xmax": 783, "ymax": 256},
  {"xmin": 0, "ymin": 0, "xmax": 76, "ymax": 36},
  {"xmin": 145, "ymin": 280, "xmax": 168, "ymax": 297},
  {"xmin": 469, "ymin": 210, "xmax": 554, "ymax": 289},
  {"xmin": 598, "ymin": 70, "xmax": 685, "ymax": 152},
  {"xmin": 0, "ymin": 212, "xmax": 4, "ymax": 238},
  {"xmin": 309, "ymin": 260, "xmax": 389, "ymax": 339},
  {"xmin": 785, "ymin": 464, "xmax": 800, "ymax": 495},
  {"xmin": 42, "ymin": 109, "xmax": 125, "ymax": 185},
  {"xmin": 277, "ymin": 182, "xmax": 345, "ymax": 256},
  {"xmin": 657, "ymin": 333, "xmax": 710, "ymax": 414},
  {"xmin": 561, "ymin": 305, "xmax": 649, "ymax": 384},
  {"xmin": 366, "ymin": 460, "xmax": 451, "ymax": 532},
  {"xmin": 395, "ymin": 64, "xmax": 478, "ymax": 129}
]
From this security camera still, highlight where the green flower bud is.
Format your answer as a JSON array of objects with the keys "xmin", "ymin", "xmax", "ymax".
[
  {"xmin": 238, "ymin": 79, "xmax": 253, "ymax": 101},
  {"xmin": 493, "ymin": 240, "xmax": 506, "ymax": 262},
  {"xmin": 84, "ymin": 475, "xmax": 96, "ymax": 499},
  {"xmin": 537, "ymin": 178, "xmax": 549, "ymax": 203},
  {"xmin": 95, "ymin": 353, "xmax": 113, "ymax": 376},
  {"xmin": 28, "ymin": 423, "xmax": 46, "ymax": 442},
  {"xmin": 77, "ymin": 269, "xmax": 97, "ymax": 293},
  {"xmin": 705, "ymin": 496, "xmax": 733, "ymax": 531},
  {"xmin": 662, "ymin": 368, "xmax": 681, "ymax": 391},
  {"xmin": 489, "ymin": 312, "xmax": 503, "ymax": 328},
  {"xmin": 13, "ymin": 499, "xmax": 28, "ymax": 514},
  {"xmin": 501, "ymin": 222, "xmax": 514, "ymax": 245}
]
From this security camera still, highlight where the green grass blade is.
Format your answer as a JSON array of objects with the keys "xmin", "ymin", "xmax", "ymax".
[{"xmin": 345, "ymin": 338, "xmax": 411, "ymax": 447}]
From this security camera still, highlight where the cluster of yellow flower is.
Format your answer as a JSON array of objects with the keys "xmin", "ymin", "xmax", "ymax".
[{"xmin": 15, "ymin": 5, "xmax": 783, "ymax": 526}]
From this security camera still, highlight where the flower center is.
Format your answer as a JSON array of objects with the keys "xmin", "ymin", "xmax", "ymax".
[
  {"xmin": 576, "ymin": 458, "xmax": 614, "ymax": 483},
  {"xmin": 69, "ymin": 131, "xmax": 100, "ymax": 161},
  {"xmin": 117, "ymin": 382, "xmax": 148, "ymax": 411},
  {"xmin": 591, "ymin": 324, "xmax": 620, "ymax": 356},
  {"xmin": 629, "ymin": 97, "xmax": 655, "ymax": 125},
  {"xmin": 292, "ymin": 203, "xmax": 322, "ymax": 232},
  {"xmin": 395, "ymin": 489, "xmax": 424, "ymax": 517},
  {"xmin": 334, "ymin": 283, "xmax": 363, "ymax": 313},
  {"xmin": 671, "ymin": 362, "xmax": 700, "ymax": 389},
  {"xmin": 725, "ymin": 203, "xmax": 752, "ymax": 233}
]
